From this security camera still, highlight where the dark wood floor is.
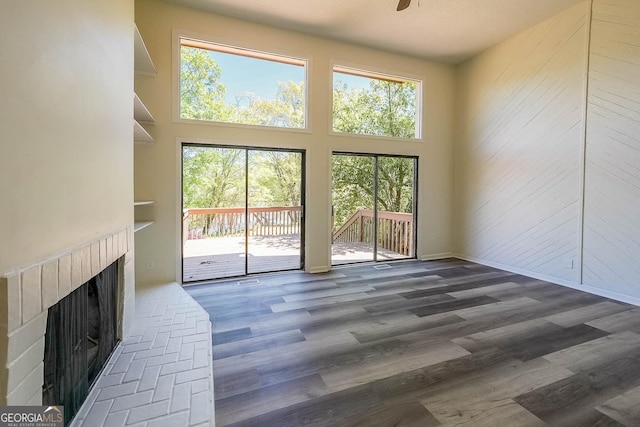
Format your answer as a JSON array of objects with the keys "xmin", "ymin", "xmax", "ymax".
[{"xmin": 185, "ymin": 258, "xmax": 640, "ymax": 426}]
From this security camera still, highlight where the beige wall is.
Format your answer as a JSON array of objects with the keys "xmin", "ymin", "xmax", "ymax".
[
  {"xmin": 583, "ymin": 0, "xmax": 640, "ymax": 298},
  {"xmin": 0, "ymin": 0, "xmax": 134, "ymax": 275},
  {"xmin": 134, "ymin": 0, "xmax": 456, "ymax": 285},
  {"xmin": 454, "ymin": 2, "xmax": 590, "ymax": 282},
  {"xmin": 0, "ymin": 0, "xmax": 134, "ymax": 406}
]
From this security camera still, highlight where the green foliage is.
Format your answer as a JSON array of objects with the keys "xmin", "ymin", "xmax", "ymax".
[
  {"xmin": 332, "ymin": 155, "xmax": 414, "ymax": 229},
  {"xmin": 249, "ymin": 151, "xmax": 302, "ymax": 206},
  {"xmin": 182, "ymin": 147, "xmax": 244, "ymax": 208},
  {"xmin": 183, "ymin": 147, "xmax": 302, "ymax": 210},
  {"xmin": 237, "ymin": 82, "xmax": 305, "ymax": 128},
  {"xmin": 180, "ymin": 46, "xmax": 304, "ymax": 128},
  {"xmin": 377, "ymin": 156, "xmax": 415, "ymax": 212},
  {"xmin": 180, "ymin": 47, "xmax": 234, "ymax": 121},
  {"xmin": 180, "ymin": 48, "xmax": 416, "ymax": 225},
  {"xmin": 332, "ymin": 155, "xmax": 375, "ymax": 227},
  {"xmin": 333, "ymin": 79, "xmax": 417, "ymax": 138},
  {"xmin": 331, "ymin": 77, "xmax": 417, "ymax": 228}
]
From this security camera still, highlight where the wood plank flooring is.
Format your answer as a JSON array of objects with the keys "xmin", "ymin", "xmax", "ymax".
[{"xmin": 185, "ymin": 259, "xmax": 640, "ymax": 426}]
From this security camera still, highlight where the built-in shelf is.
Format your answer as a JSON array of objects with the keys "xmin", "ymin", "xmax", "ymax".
[
  {"xmin": 134, "ymin": 93, "xmax": 154, "ymax": 123},
  {"xmin": 134, "ymin": 26, "xmax": 156, "ymax": 76},
  {"xmin": 134, "ymin": 24, "xmax": 155, "ymax": 240},
  {"xmin": 134, "ymin": 221, "xmax": 154, "ymax": 233},
  {"xmin": 134, "ymin": 120, "xmax": 154, "ymax": 144}
]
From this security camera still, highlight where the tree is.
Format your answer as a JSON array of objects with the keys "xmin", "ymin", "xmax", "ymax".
[
  {"xmin": 376, "ymin": 156, "xmax": 414, "ymax": 213},
  {"xmin": 333, "ymin": 79, "xmax": 417, "ymax": 138},
  {"xmin": 182, "ymin": 147, "xmax": 244, "ymax": 209},
  {"xmin": 332, "ymin": 155, "xmax": 375, "ymax": 227},
  {"xmin": 180, "ymin": 47, "xmax": 233, "ymax": 121},
  {"xmin": 331, "ymin": 155, "xmax": 414, "ymax": 229},
  {"xmin": 237, "ymin": 81, "xmax": 305, "ymax": 128},
  {"xmin": 179, "ymin": 47, "xmax": 416, "ymax": 228},
  {"xmin": 331, "ymin": 77, "xmax": 417, "ymax": 229},
  {"xmin": 183, "ymin": 148, "xmax": 303, "ymax": 210},
  {"xmin": 250, "ymin": 151, "xmax": 302, "ymax": 207},
  {"xmin": 181, "ymin": 45, "xmax": 305, "ymax": 128}
]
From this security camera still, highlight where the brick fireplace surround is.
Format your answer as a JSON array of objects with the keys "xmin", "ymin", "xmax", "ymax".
[
  {"xmin": 0, "ymin": 227, "xmax": 136, "ymax": 406},
  {"xmin": 0, "ymin": 227, "xmax": 215, "ymax": 426}
]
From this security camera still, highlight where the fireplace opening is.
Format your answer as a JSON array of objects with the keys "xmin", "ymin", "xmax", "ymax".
[{"xmin": 43, "ymin": 260, "xmax": 120, "ymax": 424}]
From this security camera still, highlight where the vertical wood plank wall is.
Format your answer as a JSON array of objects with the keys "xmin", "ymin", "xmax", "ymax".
[
  {"xmin": 454, "ymin": 3, "xmax": 590, "ymax": 283},
  {"xmin": 456, "ymin": 0, "xmax": 640, "ymax": 300},
  {"xmin": 583, "ymin": 0, "xmax": 640, "ymax": 296}
]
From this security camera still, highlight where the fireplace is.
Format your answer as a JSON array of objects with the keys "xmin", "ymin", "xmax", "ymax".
[
  {"xmin": 43, "ymin": 260, "xmax": 120, "ymax": 424},
  {"xmin": 0, "ymin": 226, "xmax": 135, "ymax": 409}
]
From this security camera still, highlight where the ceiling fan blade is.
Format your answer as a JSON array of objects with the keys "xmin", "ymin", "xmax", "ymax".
[{"xmin": 397, "ymin": 0, "xmax": 411, "ymax": 11}]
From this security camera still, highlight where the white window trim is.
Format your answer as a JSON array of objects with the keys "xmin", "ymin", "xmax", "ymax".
[
  {"xmin": 329, "ymin": 60, "xmax": 424, "ymax": 141},
  {"xmin": 172, "ymin": 29, "xmax": 311, "ymax": 133}
]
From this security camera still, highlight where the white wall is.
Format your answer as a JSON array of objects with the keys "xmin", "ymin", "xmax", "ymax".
[
  {"xmin": 0, "ymin": 0, "xmax": 134, "ymax": 275},
  {"xmin": 455, "ymin": 0, "xmax": 640, "ymax": 302},
  {"xmin": 454, "ymin": 3, "xmax": 590, "ymax": 282},
  {"xmin": 134, "ymin": 0, "xmax": 456, "ymax": 285},
  {"xmin": 583, "ymin": 0, "xmax": 640, "ymax": 297}
]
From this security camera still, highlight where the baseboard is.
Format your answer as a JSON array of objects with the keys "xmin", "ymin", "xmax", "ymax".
[
  {"xmin": 454, "ymin": 253, "xmax": 640, "ymax": 307},
  {"xmin": 419, "ymin": 252, "xmax": 455, "ymax": 261}
]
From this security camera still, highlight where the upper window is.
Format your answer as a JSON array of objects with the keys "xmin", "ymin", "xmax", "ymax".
[
  {"xmin": 179, "ymin": 38, "xmax": 306, "ymax": 129},
  {"xmin": 332, "ymin": 66, "xmax": 421, "ymax": 139}
]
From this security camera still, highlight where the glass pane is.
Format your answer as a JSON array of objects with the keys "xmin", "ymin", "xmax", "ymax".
[
  {"xmin": 182, "ymin": 146, "xmax": 246, "ymax": 281},
  {"xmin": 247, "ymin": 150, "xmax": 303, "ymax": 274},
  {"xmin": 377, "ymin": 156, "xmax": 415, "ymax": 260},
  {"xmin": 180, "ymin": 40, "xmax": 306, "ymax": 129},
  {"xmin": 333, "ymin": 67, "xmax": 420, "ymax": 139},
  {"xmin": 331, "ymin": 154, "xmax": 375, "ymax": 265}
]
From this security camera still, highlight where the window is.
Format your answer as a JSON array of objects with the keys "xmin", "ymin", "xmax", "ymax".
[
  {"xmin": 332, "ymin": 66, "xmax": 421, "ymax": 139},
  {"xmin": 179, "ymin": 38, "xmax": 306, "ymax": 129}
]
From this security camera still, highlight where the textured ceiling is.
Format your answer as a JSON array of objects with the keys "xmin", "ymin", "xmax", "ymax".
[{"xmin": 163, "ymin": 0, "xmax": 585, "ymax": 63}]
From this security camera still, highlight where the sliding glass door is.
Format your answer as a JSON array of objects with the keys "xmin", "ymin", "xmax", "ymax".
[
  {"xmin": 182, "ymin": 146, "xmax": 246, "ymax": 280},
  {"xmin": 331, "ymin": 154, "xmax": 376, "ymax": 264},
  {"xmin": 331, "ymin": 153, "xmax": 416, "ymax": 266},
  {"xmin": 376, "ymin": 156, "xmax": 416, "ymax": 261},
  {"xmin": 182, "ymin": 144, "xmax": 304, "ymax": 282},
  {"xmin": 247, "ymin": 150, "xmax": 304, "ymax": 275}
]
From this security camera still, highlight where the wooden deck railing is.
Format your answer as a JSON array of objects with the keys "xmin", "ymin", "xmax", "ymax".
[
  {"xmin": 332, "ymin": 209, "xmax": 413, "ymax": 256},
  {"xmin": 183, "ymin": 206, "xmax": 412, "ymax": 257},
  {"xmin": 183, "ymin": 206, "xmax": 302, "ymax": 242}
]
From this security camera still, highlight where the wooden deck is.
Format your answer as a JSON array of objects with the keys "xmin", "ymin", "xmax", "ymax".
[
  {"xmin": 182, "ymin": 235, "xmax": 302, "ymax": 282},
  {"xmin": 182, "ymin": 234, "xmax": 409, "ymax": 282},
  {"xmin": 331, "ymin": 241, "xmax": 410, "ymax": 265}
]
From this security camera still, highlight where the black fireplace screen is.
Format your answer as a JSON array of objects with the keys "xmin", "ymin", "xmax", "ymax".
[{"xmin": 43, "ymin": 260, "xmax": 119, "ymax": 424}]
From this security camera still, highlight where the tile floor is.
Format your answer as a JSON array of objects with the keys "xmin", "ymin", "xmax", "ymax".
[{"xmin": 72, "ymin": 283, "xmax": 214, "ymax": 427}]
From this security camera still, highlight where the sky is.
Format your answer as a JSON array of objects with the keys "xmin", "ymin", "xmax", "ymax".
[{"xmin": 208, "ymin": 50, "xmax": 370, "ymax": 105}]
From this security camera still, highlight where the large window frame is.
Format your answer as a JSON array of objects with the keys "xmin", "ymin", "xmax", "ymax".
[
  {"xmin": 331, "ymin": 152, "xmax": 418, "ymax": 266},
  {"xmin": 331, "ymin": 63, "xmax": 423, "ymax": 141},
  {"xmin": 174, "ymin": 31, "xmax": 310, "ymax": 132},
  {"xmin": 180, "ymin": 142, "xmax": 306, "ymax": 282}
]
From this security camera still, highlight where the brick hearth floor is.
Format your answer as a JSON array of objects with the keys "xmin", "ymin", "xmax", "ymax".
[{"xmin": 71, "ymin": 283, "xmax": 214, "ymax": 426}]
